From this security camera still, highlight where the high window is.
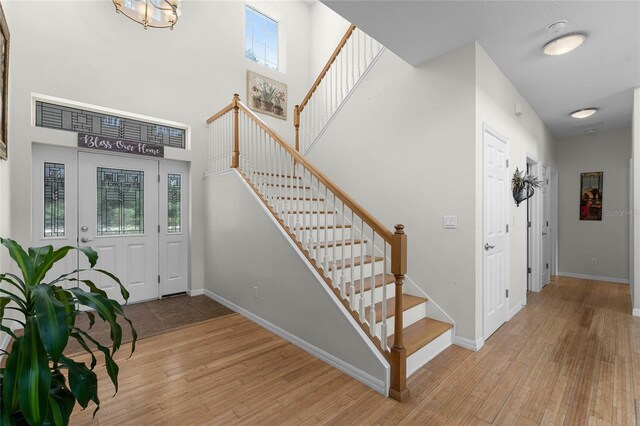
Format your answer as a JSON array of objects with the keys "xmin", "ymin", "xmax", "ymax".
[{"xmin": 245, "ymin": 6, "xmax": 278, "ymax": 70}]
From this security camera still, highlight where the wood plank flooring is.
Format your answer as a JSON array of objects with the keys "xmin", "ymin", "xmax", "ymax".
[{"xmin": 70, "ymin": 277, "xmax": 639, "ymax": 425}]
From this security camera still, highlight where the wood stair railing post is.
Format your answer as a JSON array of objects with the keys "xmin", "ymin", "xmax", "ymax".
[
  {"xmin": 389, "ymin": 224, "xmax": 409, "ymax": 402},
  {"xmin": 231, "ymin": 93, "xmax": 240, "ymax": 168},
  {"xmin": 294, "ymin": 105, "xmax": 300, "ymax": 153}
]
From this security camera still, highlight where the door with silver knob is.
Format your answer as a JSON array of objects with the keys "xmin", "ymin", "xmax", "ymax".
[{"xmin": 78, "ymin": 152, "xmax": 159, "ymax": 303}]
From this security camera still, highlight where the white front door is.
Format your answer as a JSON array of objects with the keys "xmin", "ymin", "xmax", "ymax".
[
  {"xmin": 78, "ymin": 152, "xmax": 159, "ymax": 303},
  {"xmin": 483, "ymin": 126, "xmax": 509, "ymax": 339},
  {"xmin": 542, "ymin": 165, "xmax": 551, "ymax": 286}
]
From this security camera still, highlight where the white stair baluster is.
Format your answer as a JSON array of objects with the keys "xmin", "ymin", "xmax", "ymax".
[
  {"xmin": 382, "ymin": 242, "xmax": 388, "ymax": 351},
  {"xmin": 340, "ymin": 200, "xmax": 347, "ymax": 299},
  {"xmin": 369, "ymin": 232, "xmax": 376, "ymax": 335},
  {"xmin": 358, "ymin": 216, "xmax": 365, "ymax": 322},
  {"xmin": 349, "ymin": 209, "xmax": 356, "ymax": 310}
]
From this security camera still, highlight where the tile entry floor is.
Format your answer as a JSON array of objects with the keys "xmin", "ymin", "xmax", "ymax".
[{"xmin": 66, "ymin": 294, "xmax": 234, "ymax": 355}]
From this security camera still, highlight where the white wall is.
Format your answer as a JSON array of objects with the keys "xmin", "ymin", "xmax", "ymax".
[
  {"xmin": 308, "ymin": 2, "xmax": 350, "ymax": 81},
  {"xmin": 3, "ymin": 0, "xmax": 313, "ymax": 295},
  {"xmin": 204, "ymin": 171, "xmax": 387, "ymax": 391},
  {"xmin": 556, "ymin": 128, "xmax": 631, "ymax": 282},
  {"xmin": 475, "ymin": 44, "xmax": 556, "ymax": 338},
  {"xmin": 307, "ymin": 44, "xmax": 479, "ymax": 342}
]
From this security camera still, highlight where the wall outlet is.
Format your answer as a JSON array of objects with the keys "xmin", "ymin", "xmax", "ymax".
[
  {"xmin": 254, "ymin": 286, "xmax": 259, "ymax": 298},
  {"xmin": 591, "ymin": 258, "xmax": 597, "ymax": 265}
]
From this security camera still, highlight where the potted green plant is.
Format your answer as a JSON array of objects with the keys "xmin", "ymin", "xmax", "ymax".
[
  {"xmin": 0, "ymin": 238, "xmax": 136, "ymax": 425},
  {"xmin": 512, "ymin": 168, "xmax": 542, "ymax": 206}
]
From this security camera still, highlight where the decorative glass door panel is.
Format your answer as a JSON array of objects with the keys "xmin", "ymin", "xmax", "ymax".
[{"xmin": 97, "ymin": 167, "xmax": 145, "ymax": 236}]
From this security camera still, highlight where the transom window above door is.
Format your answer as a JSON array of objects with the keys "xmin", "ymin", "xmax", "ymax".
[{"xmin": 245, "ymin": 5, "xmax": 278, "ymax": 70}]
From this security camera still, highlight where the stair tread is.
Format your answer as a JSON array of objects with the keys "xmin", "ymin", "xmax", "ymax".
[
  {"xmin": 256, "ymin": 172, "xmax": 302, "ymax": 179},
  {"xmin": 345, "ymin": 274, "xmax": 395, "ymax": 296},
  {"xmin": 367, "ymin": 294, "xmax": 427, "ymax": 323},
  {"xmin": 328, "ymin": 256, "xmax": 383, "ymax": 271},
  {"xmin": 290, "ymin": 210, "xmax": 335, "ymax": 214},
  {"xmin": 387, "ymin": 318, "xmax": 453, "ymax": 357},
  {"xmin": 313, "ymin": 239, "xmax": 362, "ymax": 249},
  {"xmin": 266, "ymin": 183, "xmax": 311, "ymax": 189},
  {"xmin": 296, "ymin": 225, "xmax": 352, "ymax": 230},
  {"xmin": 276, "ymin": 196, "xmax": 324, "ymax": 201}
]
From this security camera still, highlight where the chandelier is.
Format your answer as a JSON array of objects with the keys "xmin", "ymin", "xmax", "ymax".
[{"xmin": 113, "ymin": 0, "xmax": 180, "ymax": 30}]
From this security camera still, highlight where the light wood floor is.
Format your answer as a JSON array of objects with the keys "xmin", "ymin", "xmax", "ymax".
[{"xmin": 71, "ymin": 277, "xmax": 639, "ymax": 425}]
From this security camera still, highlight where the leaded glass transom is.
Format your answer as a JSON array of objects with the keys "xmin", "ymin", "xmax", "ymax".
[
  {"xmin": 35, "ymin": 101, "xmax": 186, "ymax": 149},
  {"xmin": 44, "ymin": 162, "xmax": 65, "ymax": 237},
  {"xmin": 167, "ymin": 174, "xmax": 181, "ymax": 233},
  {"xmin": 97, "ymin": 168, "xmax": 144, "ymax": 236}
]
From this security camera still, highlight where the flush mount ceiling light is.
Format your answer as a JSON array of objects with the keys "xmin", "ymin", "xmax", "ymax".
[
  {"xmin": 570, "ymin": 108, "xmax": 598, "ymax": 119},
  {"xmin": 543, "ymin": 33, "xmax": 586, "ymax": 55},
  {"xmin": 113, "ymin": 0, "xmax": 180, "ymax": 30}
]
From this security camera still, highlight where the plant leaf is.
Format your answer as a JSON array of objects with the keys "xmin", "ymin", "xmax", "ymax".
[
  {"xmin": 68, "ymin": 288, "xmax": 123, "ymax": 353},
  {"xmin": 68, "ymin": 332, "xmax": 97, "ymax": 370},
  {"xmin": 1, "ymin": 338, "xmax": 21, "ymax": 413},
  {"xmin": 28, "ymin": 246, "xmax": 54, "ymax": 275},
  {"xmin": 73, "ymin": 328, "xmax": 120, "ymax": 394},
  {"xmin": 67, "ymin": 278, "xmax": 107, "ymax": 298},
  {"xmin": 31, "ymin": 285, "xmax": 70, "ymax": 362},
  {"xmin": 18, "ymin": 317, "xmax": 51, "ymax": 426},
  {"xmin": 53, "ymin": 288, "xmax": 77, "ymax": 328},
  {"xmin": 0, "ymin": 238, "xmax": 35, "ymax": 285},
  {"xmin": 59, "ymin": 355, "xmax": 99, "ymax": 411},
  {"xmin": 95, "ymin": 269, "xmax": 130, "ymax": 301}
]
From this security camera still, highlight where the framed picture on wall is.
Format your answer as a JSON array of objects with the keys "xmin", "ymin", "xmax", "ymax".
[
  {"xmin": 579, "ymin": 172, "xmax": 603, "ymax": 221},
  {"xmin": 246, "ymin": 70, "xmax": 287, "ymax": 120},
  {"xmin": 0, "ymin": 2, "xmax": 9, "ymax": 160}
]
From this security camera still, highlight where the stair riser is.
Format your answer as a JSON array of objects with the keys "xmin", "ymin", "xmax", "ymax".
[
  {"xmin": 328, "ymin": 260, "xmax": 384, "ymax": 282},
  {"xmin": 349, "ymin": 282, "xmax": 395, "ymax": 306},
  {"xmin": 265, "ymin": 187, "xmax": 316, "ymax": 197},
  {"xmin": 312, "ymin": 243, "xmax": 367, "ymax": 261},
  {"xmin": 292, "ymin": 228, "xmax": 352, "ymax": 241},
  {"xmin": 276, "ymin": 200, "xmax": 326, "ymax": 211},
  {"xmin": 254, "ymin": 175, "xmax": 304, "ymax": 187},
  {"xmin": 376, "ymin": 302, "xmax": 428, "ymax": 340}
]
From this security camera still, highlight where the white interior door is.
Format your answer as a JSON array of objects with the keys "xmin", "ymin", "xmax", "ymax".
[
  {"xmin": 483, "ymin": 126, "xmax": 509, "ymax": 339},
  {"xmin": 542, "ymin": 165, "xmax": 551, "ymax": 286},
  {"xmin": 78, "ymin": 152, "xmax": 159, "ymax": 304},
  {"xmin": 159, "ymin": 160, "xmax": 189, "ymax": 296},
  {"xmin": 31, "ymin": 144, "xmax": 78, "ymax": 284}
]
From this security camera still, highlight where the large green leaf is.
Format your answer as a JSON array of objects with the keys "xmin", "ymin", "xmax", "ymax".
[
  {"xmin": 28, "ymin": 246, "xmax": 54, "ymax": 276},
  {"xmin": 18, "ymin": 317, "xmax": 51, "ymax": 426},
  {"xmin": 67, "ymin": 288, "xmax": 123, "ymax": 353},
  {"xmin": 44, "ymin": 372, "xmax": 75, "ymax": 426},
  {"xmin": 0, "ymin": 296, "xmax": 10, "ymax": 317},
  {"xmin": 0, "ymin": 287, "xmax": 27, "ymax": 311},
  {"xmin": 72, "ymin": 328, "xmax": 120, "ymax": 393},
  {"xmin": 94, "ymin": 269, "xmax": 130, "ymax": 301},
  {"xmin": 67, "ymin": 278, "xmax": 107, "ymax": 298},
  {"xmin": 1, "ymin": 338, "xmax": 21, "ymax": 414},
  {"xmin": 59, "ymin": 355, "xmax": 99, "ymax": 411},
  {"xmin": 52, "ymin": 288, "xmax": 77, "ymax": 328},
  {"xmin": 0, "ymin": 238, "xmax": 35, "ymax": 285},
  {"xmin": 0, "ymin": 273, "xmax": 26, "ymax": 296},
  {"xmin": 31, "ymin": 285, "xmax": 69, "ymax": 362},
  {"xmin": 108, "ymin": 299, "xmax": 137, "ymax": 355},
  {"xmin": 32, "ymin": 245, "xmax": 99, "ymax": 287},
  {"xmin": 69, "ymin": 332, "xmax": 98, "ymax": 370}
]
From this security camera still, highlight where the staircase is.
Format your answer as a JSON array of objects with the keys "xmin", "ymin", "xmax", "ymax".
[{"xmin": 204, "ymin": 26, "xmax": 453, "ymax": 402}]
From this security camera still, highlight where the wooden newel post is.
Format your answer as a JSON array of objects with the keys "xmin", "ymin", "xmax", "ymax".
[
  {"xmin": 232, "ymin": 93, "xmax": 240, "ymax": 168},
  {"xmin": 294, "ymin": 105, "xmax": 300, "ymax": 153},
  {"xmin": 389, "ymin": 224, "xmax": 409, "ymax": 402}
]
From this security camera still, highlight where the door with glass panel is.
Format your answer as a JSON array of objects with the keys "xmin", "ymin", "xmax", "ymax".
[
  {"xmin": 78, "ymin": 152, "xmax": 159, "ymax": 303},
  {"xmin": 159, "ymin": 160, "xmax": 189, "ymax": 296}
]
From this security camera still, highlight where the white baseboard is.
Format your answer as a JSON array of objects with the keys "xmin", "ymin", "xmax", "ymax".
[
  {"xmin": 508, "ymin": 298, "xmax": 527, "ymax": 320},
  {"xmin": 453, "ymin": 335, "xmax": 484, "ymax": 352},
  {"xmin": 203, "ymin": 289, "xmax": 387, "ymax": 396},
  {"xmin": 187, "ymin": 288, "xmax": 205, "ymax": 297},
  {"xmin": 633, "ymin": 308, "xmax": 640, "ymax": 317},
  {"xmin": 558, "ymin": 272, "xmax": 629, "ymax": 284}
]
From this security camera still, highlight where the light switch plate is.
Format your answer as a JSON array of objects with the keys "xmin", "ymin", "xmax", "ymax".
[{"xmin": 443, "ymin": 215, "xmax": 458, "ymax": 229}]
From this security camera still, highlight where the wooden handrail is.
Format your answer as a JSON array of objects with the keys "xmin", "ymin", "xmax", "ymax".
[
  {"xmin": 298, "ymin": 24, "xmax": 356, "ymax": 113},
  {"xmin": 206, "ymin": 101, "xmax": 234, "ymax": 124},
  {"xmin": 235, "ymin": 99, "xmax": 394, "ymax": 244}
]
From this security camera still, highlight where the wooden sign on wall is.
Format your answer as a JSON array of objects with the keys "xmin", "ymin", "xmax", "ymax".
[{"xmin": 78, "ymin": 133, "xmax": 164, "ymax": 158}]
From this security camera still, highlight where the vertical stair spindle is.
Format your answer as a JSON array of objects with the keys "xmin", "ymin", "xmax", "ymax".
[
  {"xmin": 370, "ymin": 232, "xmax": 376, "ymax": 335},
  {"xmin": 359, "ymin": 217, "xmax": 365, "ymax": 323}
]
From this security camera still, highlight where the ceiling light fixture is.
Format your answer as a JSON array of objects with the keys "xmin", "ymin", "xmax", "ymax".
[
  {"xmin": 113, "ymin": 0, "xmax": 180, "ymax": 30},
  {"xmin": 570, "ymin": 108, "xmax": 598, "ymax": 119},
  {"xmin": 543, "ymin": 33, "xmax": 586, "ymax": 56}
]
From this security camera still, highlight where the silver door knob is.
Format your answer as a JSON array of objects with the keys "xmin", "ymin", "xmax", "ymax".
[
  {"xmin": 80, "ymin": 237, "xmax": 91, "ymax": 243},
  {"xmin": 542, "ymin": 232, "xmax": 548, "ymax": 236},
  {"xmin": 81, "ymin": 226, "xmax": 89, "ymax": 232},
  {"xmin": 484, "ymin": 243, "xmax": 495, "ymax": 251}
]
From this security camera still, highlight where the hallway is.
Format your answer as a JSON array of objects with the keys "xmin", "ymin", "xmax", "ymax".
[{"xmin": 69, "ymin": 277, "xmax": 638, "ymax": 425}]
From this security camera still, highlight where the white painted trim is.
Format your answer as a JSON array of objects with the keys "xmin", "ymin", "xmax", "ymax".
[
  {"xmin": 31, "ymin": 93, "xmax": 192, "ymax": 150},
  {"xmin": 215, "ymin": 169, "xmax": 390, "ymax": 394},
  {"xmin": 558, "ymin": 272, "xmax": 629, "ymax": 285},
  {"xmin": 633, "ymin": 308, "xmax": 640, "ymax": 317},
  {"xmin": 508, "ymin": 298, "xmax": 527, "ymax": 320},
  {"xmin": 406, "ymin": 329, "xmax": 452, "ymax": 377},
  {"xmin": 453, "ymin": 335, "xmax": 485, "ymax": 352},
  {"xmin": 304, "ymin": 48, "xmax": 386, "ymax": 156},
  {"xmin": 203, "ymin": 289, "xmax": 387, "ymax": 395},
  {"xmin": 187, "ymin": 288, "xmax": 205, "ymax": 297}
]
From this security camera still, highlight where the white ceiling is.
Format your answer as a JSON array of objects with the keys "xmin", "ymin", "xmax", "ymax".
[{"xmin": 321, "ymin": 0, "xmax": 640, "ymax": 139}]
